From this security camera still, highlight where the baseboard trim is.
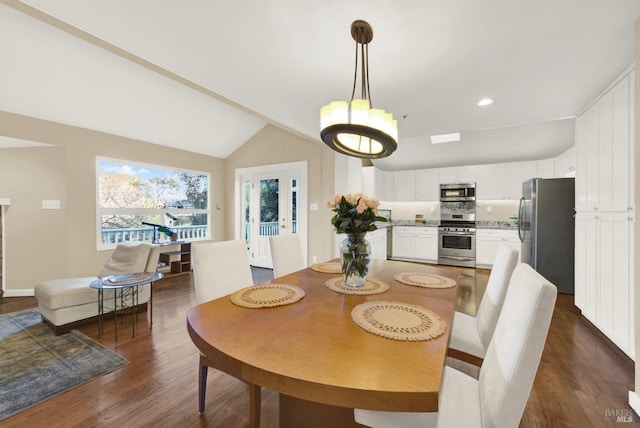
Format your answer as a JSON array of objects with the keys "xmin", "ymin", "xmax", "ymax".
[
  {"xmin": 629, "ymin": 391, "xmax": 640, "ymax": 417},
  {"xmin": 2, "ymin": 289, "xmax": 35, "ymax": 297}
]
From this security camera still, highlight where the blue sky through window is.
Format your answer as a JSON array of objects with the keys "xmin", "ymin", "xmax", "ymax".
[{"xmin": 98, "ymin": 159, "xmax": 209, "ymax": 209}]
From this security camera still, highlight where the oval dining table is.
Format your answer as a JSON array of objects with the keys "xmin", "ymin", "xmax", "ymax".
[{"xmin": 187, "ymin": 258, "xmax": 459, "ymax": 428}]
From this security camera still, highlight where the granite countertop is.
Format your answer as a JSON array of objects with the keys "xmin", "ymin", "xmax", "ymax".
[
  {"xmin": 390, "ymin": 220, "xmax": 439, "ymax": 227},
  {"xmin": 373, "ymin": 222, "xmax": 392, "ymax": 228},
  {"xmin": 476, "ymin": 221, "xmax": 518, "ymax": 230},
  {"xmin": 385, "ymin": 220, "xmax": 518, "ymax": 230}
]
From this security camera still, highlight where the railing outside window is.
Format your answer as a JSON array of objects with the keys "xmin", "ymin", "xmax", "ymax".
[
  {"xmin": 102, "ymin": 225, "xmax": 208, "ymax": 244},
  {"xmin": 245, "ymin": 221, "xmax": 297, "ymax": 239}
]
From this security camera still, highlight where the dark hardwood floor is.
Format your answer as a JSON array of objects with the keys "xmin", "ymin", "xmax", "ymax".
[{"xmin": 0, "ymin": 266, "xmax": 637, "ymax": 427}]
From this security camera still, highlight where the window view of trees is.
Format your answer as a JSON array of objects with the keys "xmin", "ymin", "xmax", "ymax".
[
  {"xmin": 260, "ymin": 178, "xmax": 279, "ymax": 225},
  {"xmin": 97, "ymin": 159, "xmax": 210, "ymax": 246}
]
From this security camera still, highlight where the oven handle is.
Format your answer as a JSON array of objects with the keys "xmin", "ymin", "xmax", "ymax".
[
  {"xmin": 438, "ymin": 230, "xmax": 475, "ymax": 236},
  {"xmin": 439, "ymin": 255, "xmax": 476, "ymax": 261}
]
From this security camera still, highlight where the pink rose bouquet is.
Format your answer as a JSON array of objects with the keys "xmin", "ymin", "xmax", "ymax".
[{"xmin": 326, "ymin": 193, "xmax": 386, "ymax": 234}]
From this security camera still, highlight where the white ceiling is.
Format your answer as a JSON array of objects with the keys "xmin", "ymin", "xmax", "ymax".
[{"xmin": 1, "ymin": 0, "xmax": 639, "ymax": 170}]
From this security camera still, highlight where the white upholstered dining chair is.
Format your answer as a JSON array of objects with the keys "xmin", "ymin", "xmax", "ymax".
[
  {"xmin": 269, "ymin": 233, "xmax": 306, "ymax": 278},
  {"xmin": 354, "ymin": 263, "xmax": 557, "ymax": 428},
  {"xmin": 447, "ymin": 243, "xmax": 518, "ymax": 366},
  {"xmin": 191, "ymin": 240, "xmax": 261, "ymax": 428}
]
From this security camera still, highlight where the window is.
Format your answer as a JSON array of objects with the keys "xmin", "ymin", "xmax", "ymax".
[{"xmin": 97, "ymin": 158, "xmax": 210, "ymax": 248}]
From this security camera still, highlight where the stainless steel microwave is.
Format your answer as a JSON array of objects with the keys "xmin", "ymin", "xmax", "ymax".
[{"xmin": 440, "ymin": 183, "xmax": 476, "ymax": 202}]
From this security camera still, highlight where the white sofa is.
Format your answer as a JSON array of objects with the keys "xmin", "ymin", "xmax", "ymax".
[{"xmin": 34, "ymin": 242, "xmax": 162, "ymax": 334}]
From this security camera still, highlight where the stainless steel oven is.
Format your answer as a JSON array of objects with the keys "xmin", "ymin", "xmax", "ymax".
[{"xmin": 438, "ymin": 223, "xmax": 476, "ymax": 268}]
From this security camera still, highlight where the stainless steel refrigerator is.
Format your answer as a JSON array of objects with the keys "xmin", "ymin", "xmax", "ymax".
[{"xmin": 518, "ymin": 178, "xmax": 575, "ymax": 294}]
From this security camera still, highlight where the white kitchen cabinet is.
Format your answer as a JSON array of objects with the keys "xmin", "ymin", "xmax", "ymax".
[
  {"xmin": 597, "ymin": 212, "xmax": 633, "ymax": 356},
  {"xmin": 392, "ymin": 226, "xmax": 417, "ymax": 259},
  {"xmin": 476, "ymin": 162, "xmax": 535, "ymax": 200},
  {"xmin": 554, "ymin": 147, "xmax": 576, "ymax": 178},
  {"xmin": 415, "ymin": 228, "xmax": 438, "ymax": 261},
  {"xmin": 576, "ymin": 70, "xmax": 634, "ymax": 212},
  {"xmin": 362, "ymin": 167, "xmax": 387, "ymax": 201},
  {"xmin": 536, "ymin": 159, "xmax": 555, "ymax": 178},
  {"xmin": 392, "ymin": 226, "xmax": 437, "ymax": 262},
  {"xmin": 334, "ymin": 153, "xmax": 363, "ymax": 195},
  {"xmin": 374, "ymin": 169, "xmax": 386, "ymax": 201},
  {"xmin": 334, "ymin": 229, "xmax": 388, "ymax": 261},
  {"xmin": 437, "ymin": 167, "xmax": 458, "ymax": 184},
  {"xmin": 574, "ymin": 213, "xmax": 597, "ymax": 319},
  {"xmin": 415, "ymin": 169, "xmax": 439, "ymax": 201},
  {"xmin": 393, "ymin": 170, "xmax": 416, "ymax": 201},
  {"xmin": 503, "ymin": 231, "xmax": 522, "ymax": 261},
  {"xmin": 476, "ymin": 229, "xmax": 521, "ymax": 268},
  {"xmin": 476, "ymin": 230, "xmax": 502, "ymax": 266},
  {"xmin": 383, "ymin": 170, "xmax": 394, "ymax": 201},
  {"xmin": 457, "ymin": 165, "xmax": 479, "ymax": 183},
  {"xmin": 367, "ymin": 228, "xmax": 388, "ymax": 261},
  {"xmin": 574, "ymin": 211, "xmax": 634, "ymax": 359},
  {"xmin": 476, "ymin": 165, "xmax": 505, "ymax": 199},
  {"xmin": 586, "ymin": 106, "xmax": 600, "ymax": 209},
  {"xmin": 505, "ymin": 162, "xmax": 536, "ymax": 199},
  {"xmin": 334, "ymin": 233, "xmax": 345, "ymax": 258},
  {"xmin": 601, "ymin": 74, "xmax": 633, "ymax": 212},
  {"xmin": 574, "ymin": 66, "xmax": 635, "ymax": 360},
  {"xmin": 575, "ymin": 114, "xmax": 588, "ymax": 209},
  {"xmin": 438, "ymin": 166, "xmax": 478, "ymax": 184}
]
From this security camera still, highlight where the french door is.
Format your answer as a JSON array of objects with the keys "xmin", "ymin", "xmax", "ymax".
[{"xmin": 242, "ymin": 171, "xmax": 300, "ymax": 268}]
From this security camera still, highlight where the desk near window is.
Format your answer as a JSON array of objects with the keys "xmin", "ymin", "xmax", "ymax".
[{"xmin": 187, "ymin": 259, "xmax": 458, "ymax": 427}]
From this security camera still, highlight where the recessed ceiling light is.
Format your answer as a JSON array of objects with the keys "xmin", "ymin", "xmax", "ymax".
[
  {"xmin": 431, "ymin": 133, "xmax": 461, "ymax": 144},
  {"xmin": 477, "ymin": 98, "xmax": 494, "ymax": 107}
]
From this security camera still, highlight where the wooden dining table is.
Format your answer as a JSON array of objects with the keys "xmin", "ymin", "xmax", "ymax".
[{"xmin": 187, "ymin": 258, "xmax": 459, "ymax": 427}]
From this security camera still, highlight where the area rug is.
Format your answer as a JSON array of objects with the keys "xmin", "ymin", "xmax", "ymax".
[{"xmin": 0, "ymin": 308, "xmax": 128, "ymax": 421}]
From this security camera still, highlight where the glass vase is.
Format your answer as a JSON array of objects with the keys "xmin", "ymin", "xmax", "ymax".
[{"xmin": 340, "ymin": 233, "xmax": 371, "ymax": 287}]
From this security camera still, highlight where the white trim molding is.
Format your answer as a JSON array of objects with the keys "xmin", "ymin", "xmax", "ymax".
[
  {"xmin": 629, "ymin": 391, "xmax": 640, "ymax": 417},
  {"xmin": 2, "ymin": 289, "xmax": 35, "ymax": 297},
  {"xmin": 1, "ymin": 204, "xmax": 4, "ymax": 297}
]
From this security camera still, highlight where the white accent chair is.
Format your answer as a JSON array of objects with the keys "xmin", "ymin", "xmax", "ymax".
[
  {"xmin": 191, "ymin": 240, "xmax": 261, "ymax": 428},
  {"xmin": 448, "ymin": 243, "xmax": 518, "ymax": 366},
  {"xmin": 269, "ymin": 234, "xmax": 306, "ymax": 278},
  {"xmin": 354, "ymin": 263, "xmax": 557, "ymax": 428},
  {"xmin": 34, "ymin": 242, "xmax": 161, "ymax": 335}
]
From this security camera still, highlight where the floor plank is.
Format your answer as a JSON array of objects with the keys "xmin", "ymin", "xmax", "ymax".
[{"xmin": 0, "ymin": 266, "xmax": 636, "ymax": 427}]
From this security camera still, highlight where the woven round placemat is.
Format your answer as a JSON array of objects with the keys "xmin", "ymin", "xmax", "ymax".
[
  {"xmin": 310, "ymin": 262, "xmax": 342, "ymax": 274},
  {"xmin": 394, "ymin": 272, "xmax": 456, "ymax": 289},
  {"xmin": 325, "ymin": 277, "xmax": 390, "ymax": 295},
  {"xmin": 351, "ymin": 300, "xmax": 447, "ymax": 341},
  {"xmin": 230, "ymin": 284, "xmax": 305, "ymax": 308},
  {"xmin": 105, "ymin": 273, "xmax": 155, "ymax": 285}
]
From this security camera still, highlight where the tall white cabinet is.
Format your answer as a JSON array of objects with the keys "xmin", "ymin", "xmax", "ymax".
[{"xmin": 574, "ymin": 67, "xmax": 635, "ymax": 359}]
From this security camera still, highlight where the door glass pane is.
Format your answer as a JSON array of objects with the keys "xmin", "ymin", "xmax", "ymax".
[
  {"xmin": 291, "ymin": 178, "xmax": 298, "ymax": 234},
  {"xmin": 243, "ymin": 180, "xmax": 251, "ymax": 247},
  {"xmin": 260, "ymin": 178, "xmax": 279, "ymax": 236}
]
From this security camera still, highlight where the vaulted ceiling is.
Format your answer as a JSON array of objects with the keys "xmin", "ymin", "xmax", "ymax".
[{"xmin": 1, "ymin": 0, "xmax": 639, "ymax": 170}]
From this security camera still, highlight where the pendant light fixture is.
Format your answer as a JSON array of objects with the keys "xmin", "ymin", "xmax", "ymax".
[{"xmin": 320, "ymin": 20, "xmax": 398, "ymax": 159}]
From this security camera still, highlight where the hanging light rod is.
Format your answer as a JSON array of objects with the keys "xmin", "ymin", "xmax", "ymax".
[{"xmin": 320, "ymin": 20, "xmax": 398, "ymax": 159}]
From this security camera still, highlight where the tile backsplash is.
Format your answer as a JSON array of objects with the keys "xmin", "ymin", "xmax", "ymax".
[{"xmin": 379, "ymin": 200, "xmax": 518, "ymax": 222}]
